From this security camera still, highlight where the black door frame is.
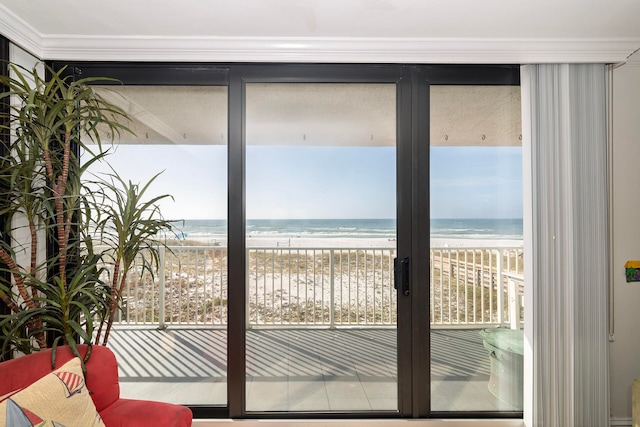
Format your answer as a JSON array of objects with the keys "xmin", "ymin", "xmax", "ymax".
[
  {"xmin": 423, "ymin": 64, "xmax": 521, "ymax": 419},
  {"xmin": 48, "ymin": 60, "xmax": 520, "ymax": 420},
  {"xmin": 228, "ymin": 63, "xmax": 415, "ymax": 418},
  {"xmin": 0, "ymin": 35, "xmax": 11, "ymax": 363}
]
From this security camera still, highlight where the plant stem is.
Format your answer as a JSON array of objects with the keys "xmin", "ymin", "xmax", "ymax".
[
  {"xmin": 0, "ymin": 247, "xmax": 46, "ymax": 348},
  {"xmin": 101, "ymin": 261, "xmax": 124, "ymax": 346},
  {"xmin": 28, "ymin": 220, "xmax": 38, "ymax": 300}
]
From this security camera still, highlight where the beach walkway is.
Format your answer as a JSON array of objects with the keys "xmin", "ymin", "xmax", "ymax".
[{"xmin": 108, "ymin": 327, "xmax": 521, "ymax": 413}]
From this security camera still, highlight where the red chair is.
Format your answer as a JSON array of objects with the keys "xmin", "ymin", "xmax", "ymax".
[{"xmin": 0, "ymin": 344, "xmax": 192, "ymax": 427}]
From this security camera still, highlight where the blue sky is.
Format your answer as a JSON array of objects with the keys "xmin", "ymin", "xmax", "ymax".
[
  {"xmin": 86, "ymin": 144, "xmax": 227, "ymax": 220},
  {"xmin": 430, "ymin": 146, "xmax": 523, "ymax": 219},
  {"xmin": 87, "ymin": 144, "xmax": 522, "ymax": 220},
  {"xmin": 247, "ymin": 146, "xmax": 395, "ymax": 219}
]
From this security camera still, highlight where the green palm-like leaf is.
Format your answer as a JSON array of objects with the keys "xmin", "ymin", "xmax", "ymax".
[
  {"xmin": 0, "ymin": 61, "xmax": 149, "ymax": 360},
  {"xmin": 88, "ymin": 171, "xmax": 176, "ymax": 345}
]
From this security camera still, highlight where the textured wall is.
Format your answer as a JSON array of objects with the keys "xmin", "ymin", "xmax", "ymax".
[{"xmin": 610, "ymin": 51, "xmax": 640, "ymax": 421}]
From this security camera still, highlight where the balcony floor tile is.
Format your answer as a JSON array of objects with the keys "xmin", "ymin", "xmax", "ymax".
[{"xmin": 109, "ymin": 327, "xmax": 519, "ymax": 413}]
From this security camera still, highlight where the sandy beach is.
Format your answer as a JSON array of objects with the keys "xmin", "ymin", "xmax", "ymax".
[
  {"xmin": 253, "ymin": 237, "xmax": 523, "ymax": 249},
  {"xmin": 186, "ymin": 235, "xmax": 523, "ymax": 249},
  {"xmin": 246, "ymin": 236, "xmax": 395, "ymax": 248},
  {"xmin": 430, "ymin": 238, "xmax": 523, "ymax": 248}
]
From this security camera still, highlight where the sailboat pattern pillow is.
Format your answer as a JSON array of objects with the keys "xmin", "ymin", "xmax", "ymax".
[{"xmin": 0, "ymin": 357, "xmax": 105, "ymax": 427}]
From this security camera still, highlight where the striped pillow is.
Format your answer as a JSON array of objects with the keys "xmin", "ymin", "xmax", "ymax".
[{"xmin": 0, "ymin": 357, "xmax": 105, "ymax": 427}]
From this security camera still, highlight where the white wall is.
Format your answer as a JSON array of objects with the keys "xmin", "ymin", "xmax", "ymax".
[
  {"xmin": 9, "ymin": 42, "xmax": 40, "ymax": 71},
  {"xmin": 610, "ymin": 51, "xmax": 640, "ymax": 423}
]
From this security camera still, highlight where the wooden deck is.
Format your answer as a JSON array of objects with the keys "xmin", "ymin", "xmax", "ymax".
[{"xmin": 107, "ymin": 327, "xmax": 521, "ymax": 413}]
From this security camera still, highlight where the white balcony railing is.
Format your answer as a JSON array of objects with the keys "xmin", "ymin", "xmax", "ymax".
[{"xmin": 110, "ymin": 245, "xmax": 524, "ymax": 329}]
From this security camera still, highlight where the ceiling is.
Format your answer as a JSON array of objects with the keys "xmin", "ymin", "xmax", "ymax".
[
  {"xmin": 2, "ymin": 0, "xmax": 638, "ymax": 39},
  {"xmin": 96, "ymin": 84, "xmax": 521, "ymax": 147},
  {"xmin": 0, "ymin": 0, "xmax": 629, "ymax": 147},
  {"xmin": 1, "ymin": 0, "xmax": 639, "ymax": 63}
]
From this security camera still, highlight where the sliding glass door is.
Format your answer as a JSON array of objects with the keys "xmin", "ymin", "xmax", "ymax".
[
  {"xmin": 64, "ymin": 61, "xmax": 522, "ymax": 419},
  {"xmin": 81, "ymin": 74, "xmax": 230, "ymax": 409},
  {"xmin": 243, "ymin": 81, "xmax": 399, "ymax": 412},
  {"xmin": 428, "ymin": 80, "xmax": 524, "ymax": 414}
]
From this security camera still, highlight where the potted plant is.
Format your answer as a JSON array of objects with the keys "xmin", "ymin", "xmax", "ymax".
[{"xmin": 0, "ymin": 62, "xmax": 174, "ymax": 360}]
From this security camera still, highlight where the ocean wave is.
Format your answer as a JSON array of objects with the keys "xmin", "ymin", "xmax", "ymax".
[{"xmin": 174, "ymin": 218, "xmax": 522, "ymax": 242}]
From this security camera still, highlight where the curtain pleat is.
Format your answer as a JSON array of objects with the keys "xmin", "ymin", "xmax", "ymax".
[{"xmin": 521, "ymin": 64, "xmax": 609, "ymax": 427}]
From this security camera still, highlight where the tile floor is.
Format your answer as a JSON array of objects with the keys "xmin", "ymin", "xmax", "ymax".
[{"xmin": 108, "ymin": 327, "xmax": 521, "ymax": 413}]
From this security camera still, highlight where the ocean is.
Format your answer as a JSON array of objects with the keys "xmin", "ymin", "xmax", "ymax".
[{"xmin": 171, "ymin": 218, "xmax": 523, "ymax": 243}]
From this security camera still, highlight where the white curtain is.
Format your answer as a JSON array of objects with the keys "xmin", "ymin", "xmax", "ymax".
[{"xmin": 521, "ymin": 64, "xmax": 610, "ymax": 427}]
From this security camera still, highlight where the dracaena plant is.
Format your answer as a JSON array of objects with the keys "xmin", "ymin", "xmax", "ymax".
[
  {"xmin": 0, "ymin": 62, "xmax": 174, "ymax": 359},
  {"xmin": 87, "ymin": 172, "xmax": 174, "ymax": 346}
]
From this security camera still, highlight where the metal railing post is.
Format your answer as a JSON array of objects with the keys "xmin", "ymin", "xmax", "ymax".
[
  {"xmin": 329, "ymin": 249, "xmax": 335, "ymax": 329},
  {"xmin": 508, "ymin": 278, "xmax": 520, "ymax": 330},
  {"xmin": 158, "ymin": 245, "xmax": 166, "ymax": 329},
  {"xmin": 496, "ymin": 249, "xmax": 504, "ymax": 326},
  {"xmin": 246, "ymin": 249, "xmax": 251, "ymax": 328}
]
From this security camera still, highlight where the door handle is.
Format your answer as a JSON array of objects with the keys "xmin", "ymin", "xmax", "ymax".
[{"xmin": 393, "ymin": 257, "xmax": 410, "ymax": 296}]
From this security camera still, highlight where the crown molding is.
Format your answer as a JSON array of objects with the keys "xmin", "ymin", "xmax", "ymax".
[
  {"xmin": 34, "ymin": 35, "xmax": 640, "ymax": 64},
  {"xmin": 0, "ymin": 5, "xmax": 43, "ymax": 58},
  {"xmin": 622, "ymin": 49, "xmax": 640, "ymax": 67},
  {"xmin": 1, "ymin": 4, "xmax": 639, "ymax": 65}
]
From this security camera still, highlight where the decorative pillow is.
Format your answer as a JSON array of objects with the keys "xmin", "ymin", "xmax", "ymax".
[
  {"xmin": 0, "ymin": 357, "xmax": 105, "ymax": 427},
  {"xmin": 0, "ymin": 390, "xmax": 20, "ymax": 404}
]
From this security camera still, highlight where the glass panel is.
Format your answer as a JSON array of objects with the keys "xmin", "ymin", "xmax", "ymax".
[
  {"xmin": 429, "ymin": 85, "xmax": 524, "ymax": 412},
  {"xmin": 245, "ymin": 83, "xmax": 397, "ymax": 412},
  {"xmin": 85, "ymin": 85, "xmax": 228, "ymax": 406}
]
